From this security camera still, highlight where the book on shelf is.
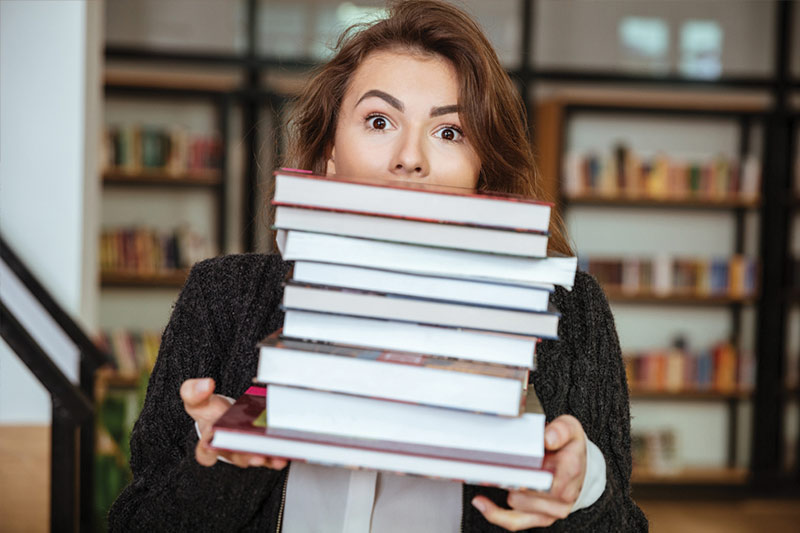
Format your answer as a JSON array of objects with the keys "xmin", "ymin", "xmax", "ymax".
[
  {"xmin": 104, "ymin": 124, "xmax": 222, "ymax": 177},
  {"xmin": 283, "ymin": 310, "xmax": 539, "ymax": 369},
  {"xmin": 211, "ymin": 386, "xmax": 553, "ymax": 491},
  {"xmin": 257, "ymin": 335, "xmax": 529, "ymax": 417},
  {"xmin": 95, "ymin": 329, "xmax": 160, "ymax": 378},
  {"xmin": 579, "ymin": 255, "xmax": 757, "ymax": 299},
  {"xmin": 99, "ymin": 225, "xmax": 214, "ymax": 276},
  {"xmin": 563, "ymin": 146, "xmax": 760, "ymax": 202},
  {"xmin": 282, "ymin": 282, "xmax": 561, "ymax": 339},
  {"xmin": 631, "ymin": 429, "xmax": 680, "ymax": 477},
  {"xmin": 274, "ymin": 205, "xmax": 549, "ymax": 257},
  {"xmin": 625, "ymin": 341, "xmax": 750, "ymax": 394},
  {"xmin": 278, "ymin": 230, "xmax": 577, "ymax": 289},
  {"xmin": 265, "ymin": 385, "xmax": 545, "ymax": 467},
  {"xmin": 292, "ymin": 261, "xmax": 553, "ymax": 312},
  {"xmin": 273, "ymin": 169, "xmax": 552, "ymax": 232}
]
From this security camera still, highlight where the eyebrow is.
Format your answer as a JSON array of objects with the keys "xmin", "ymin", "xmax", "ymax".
[{"xmin": 356, "ymin": 89, "xmax": 460, "ymax": 118}]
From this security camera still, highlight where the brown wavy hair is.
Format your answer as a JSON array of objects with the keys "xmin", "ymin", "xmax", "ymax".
[{"xmin": 280, "ymin": 0, "xmax": 572, "ymax": 256}]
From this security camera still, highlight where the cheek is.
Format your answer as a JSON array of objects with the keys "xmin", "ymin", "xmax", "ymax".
[
  {"xmin": 432, "ymin": 150, "xmax": 481, "ymax": 188},
  {"xmin": 333, "ymin": 137, "xmax": 389, "ymax": 178}
]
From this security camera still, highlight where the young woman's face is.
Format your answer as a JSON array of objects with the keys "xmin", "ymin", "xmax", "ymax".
[{"xmin": 327, "ymin": 50, "xmax": 481, "ymax": 189}]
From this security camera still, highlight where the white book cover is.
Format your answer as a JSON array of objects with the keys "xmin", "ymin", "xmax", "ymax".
[
  {"xmin": 277, "ymin": 230, "xmax": 577, "ymax": 289},
  {"xmin": 282, "ymin": 310, "xmax": 538, "ymax": 369}
]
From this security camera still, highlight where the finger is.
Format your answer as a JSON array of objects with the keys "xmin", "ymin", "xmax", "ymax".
[
  {"xmin": 180, "ymin": 378, "xmax": 215, "ymax": 411},
  {"xmin": 545, "ymin": 445, "xmax": 586, "ymax": 503},
  {"xmin": 196, "ymin": 439, "xmax": 219, "ymax": 467},
  {"xmin": 544, "ymin": 415, "xmax": 582, "ymax": 451},
  {"xmin": 471, "ymin": 496, "xmax": 556, "ymax": 531},
  {"xmin": 266, "ymin": 457, "xmax": 289, "ymax": 470},
  {"xmin": 507, "ymin": 490, "xmax": 572, "ymax": 520}
]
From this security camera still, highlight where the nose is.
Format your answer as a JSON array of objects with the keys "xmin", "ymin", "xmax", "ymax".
[{"xmin": 390, "ymin": 129, "xmax": 428, "ymax": 178}]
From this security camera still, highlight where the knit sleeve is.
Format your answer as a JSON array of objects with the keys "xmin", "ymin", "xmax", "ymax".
[
  {"xmin": 540, "ymin": 273, "xmax": 648, "ymax": 531},
  {"xmin": 107, "ymin": 259, "xmax": 286, "ymax": 532},
  {"xmin": 462, "ymin": 272, "xmax": 648, "ymax": 532}
]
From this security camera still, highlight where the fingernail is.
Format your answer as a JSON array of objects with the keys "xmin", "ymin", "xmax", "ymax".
[
  {"xmin": 471, "ymin": 498, "xmax": 486, "ymax": 513},
  {"xmin": 195, "ymin": 379, "xmax": 210, "ymax": 393},
  {"xmin": 544, "ymin": 429, "xmax": 558, "ymax": 447},
  {"xmin": 249, "ymin": 456, "xmax": 265, "ymax": 467},
  {"xmin": 545, "ymin": 428, "xmax": 557, "ymax": 448}
]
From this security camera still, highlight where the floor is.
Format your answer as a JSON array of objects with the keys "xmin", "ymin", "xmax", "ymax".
[{"xmin": 639, "ymin": 498, "xmax": 800, "ymax": 533}]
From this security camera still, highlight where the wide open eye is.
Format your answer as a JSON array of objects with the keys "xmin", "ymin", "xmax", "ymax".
[
  {"xmin": 434, "ymin": 126, "xmax": 464, "ymax": 142},
  {"xmin": 366, "ymin": 114, "xmax": 391, "ymax": 131}
]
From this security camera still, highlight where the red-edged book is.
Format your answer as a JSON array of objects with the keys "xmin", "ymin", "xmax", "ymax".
[
  {"xmin": 272, "ymin": 169, "xmax": 552, "ymax": 233},
  {"xmin": 210, "ymin": 386, "xmax": 553, "ymax": 491},
  {"xmin": 273, "ymin": 204, "xmax": 549, "ymax": 257}
]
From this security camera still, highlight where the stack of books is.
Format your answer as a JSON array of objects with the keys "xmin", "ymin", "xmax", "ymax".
[{"xmin": 211, "ymin": 169, "xmax": 578, "ymax": 491}]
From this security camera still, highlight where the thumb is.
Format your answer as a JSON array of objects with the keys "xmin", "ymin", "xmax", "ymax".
[
  {"xmin": 180, "ymin": 378, "xmax": 215, "ymax": 409},
  {"xmin": 544, "ymin": 416, "xmax": 576, "ymax": 451}
]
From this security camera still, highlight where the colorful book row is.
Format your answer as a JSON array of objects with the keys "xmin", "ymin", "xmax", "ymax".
[
  {"xmin": 96, "ymin": 329, "xmax": 161, "ymax": 378},
  {"xmin": 563, "ymin": 147, "xmax": 760, "ymax": 202},
  {"xmin": 103, "ymin": 125, "xmax": 222, "ymax": 176},
  {"xmin": 579, "ymin": 255, "xmax": 757, "ymax": 299},
  {"xmin": 99, "ymin": 226, "xmax": 214, "ymax": 275},
  {"xmin": 624, "ymin": 342, "xmax": 753, "ymax": 394},
  {"xmin": 631, "ymin": 429, "xmax": 679, "ymax": 476}
]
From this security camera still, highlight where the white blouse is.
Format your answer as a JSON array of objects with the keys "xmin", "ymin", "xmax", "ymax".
[{"xmin": 281, "ymin": 438, "xmax": 606, "ymax": 533}]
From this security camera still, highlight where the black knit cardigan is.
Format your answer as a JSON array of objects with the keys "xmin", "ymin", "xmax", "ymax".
[{"xmin": 108, "ymin": 253, "xmax": 648, "ymax": 532}]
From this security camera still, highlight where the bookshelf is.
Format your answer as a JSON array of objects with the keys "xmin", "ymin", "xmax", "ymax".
[
  {"xmin": 92, "ymin": 0, "xmax": 799, "ymax": 501},
  {"xmin": 534, "ymin": 92, "xmax": 767, "ymax": 485}
]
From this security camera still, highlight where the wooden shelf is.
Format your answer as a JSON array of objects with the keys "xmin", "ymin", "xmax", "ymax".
[
  {"xmin": 564, "ymin": 194, "xmax": 759, "ymax": 210},
  {"xmin": 630, "ymin": 389, "xmax": 751, "ymax": 401},
  {"xmin": 538, "ymin": 88, "xmax": 770, "ymax": 113},
  {"xmin": 101, "ymin": 270, "xmax": 189, "ymax": 288},
  {"xmin": 96, "ymin": 372, "xmax": 143, "ymax": 389},
  {"xmin": 103, "ymin": 169, "xmax": 221, "ymax": 187},
  {"xmin": 605, "ymin": 290, "xmax": 756, "ymax": 306},
  {"xmin": 632, "ymin": 466, "xmax": 749, "ymax": 486},
  {"xmin": 104, "ymin": 67, "xmax": 242, "ymax": 92}
]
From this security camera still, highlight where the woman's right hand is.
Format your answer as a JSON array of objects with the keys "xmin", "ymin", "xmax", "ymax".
[{"xmin": 180, "ymin": 377, "xmax": 289, "ymax": 470}]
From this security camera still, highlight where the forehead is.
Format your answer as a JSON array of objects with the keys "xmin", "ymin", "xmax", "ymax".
[{"xmin": 346, "ymin": 50, "xmax": 460, "ymax": 102}]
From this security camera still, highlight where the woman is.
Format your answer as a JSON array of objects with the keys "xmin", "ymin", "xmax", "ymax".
[{"xmin": 109, "ymin": 1, "xmax": 647, "ymax": 531}]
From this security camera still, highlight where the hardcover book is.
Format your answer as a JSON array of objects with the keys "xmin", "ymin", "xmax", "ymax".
[
  {"xmin": 256, "ymin": 335, "xmax": 529, "ymax": 416},
  {"xmin": 272, "ymin": 169, "xmax": 552, "ymax": 233},
  {"xmin": 278, "ymin": 230, "xmax": 577, "ymax": 289},
  {"xmin": 282, "ymin": 309, "xmax": 539, "ymax": 369},
  {"xmin": 211, "ymin": 386, "xmax": 553, "ymax": 491},
  {"xmin": 274, "ymin": 205, "xmax": 549, "ymax": 257},
  {"xmin": 265, "ymin": 385, "xmax": 546, "ymax": 468},
  {"xmin": 282, "ymin": 283, "xmax": 561, "ymax": 339},
  {"xmin": 291, "ymin": 261, "xmax": 553, "ymax": 312}
]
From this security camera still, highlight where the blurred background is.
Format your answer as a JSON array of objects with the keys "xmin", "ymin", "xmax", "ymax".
[{"xmin": 1, "ymin": 0, "xmax": 799, "ymax": 531}]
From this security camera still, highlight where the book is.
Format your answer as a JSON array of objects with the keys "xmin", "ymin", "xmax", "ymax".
[
  {"xmin": 283, "ymin": 309, "xmax": 539, "ymax": 369},
  {"xmin": 282, "ymin": 283, "xmax": 561, "ymax": 339},
  {"xmin": 291, "ymin": 261, "xmax": 552, "ymax": 312},
  {"xmin": 256, "ymin": 336, "xmax": 529, "ymax": 416},
  {"xmin": 211, "ymin": 386, "xmax": 553, "ymax": 491},
  {"xmin": 272, "ymin": 169, "xmax": 552, "ymax": 233},
  {"xmin": 278, "ymin": 230, "xmax": 577, "ymax": 289},
  {"xmin": 274, "ymin": 206, "xmax": 548, "ymax": 257},
  {"xmin": 265, "ymin": 385, "xmax": 545, "ymax": 467}
]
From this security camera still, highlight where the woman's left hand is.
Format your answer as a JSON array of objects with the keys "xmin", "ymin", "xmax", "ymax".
[{"xmin": 471, "ymin": 415, "xmax": 587, "ymax": 531}]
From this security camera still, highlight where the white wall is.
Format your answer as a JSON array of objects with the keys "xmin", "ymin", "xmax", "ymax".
[{"xmin": 0, "ymin": 0, "xmax": 102, "ymax": 424}]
